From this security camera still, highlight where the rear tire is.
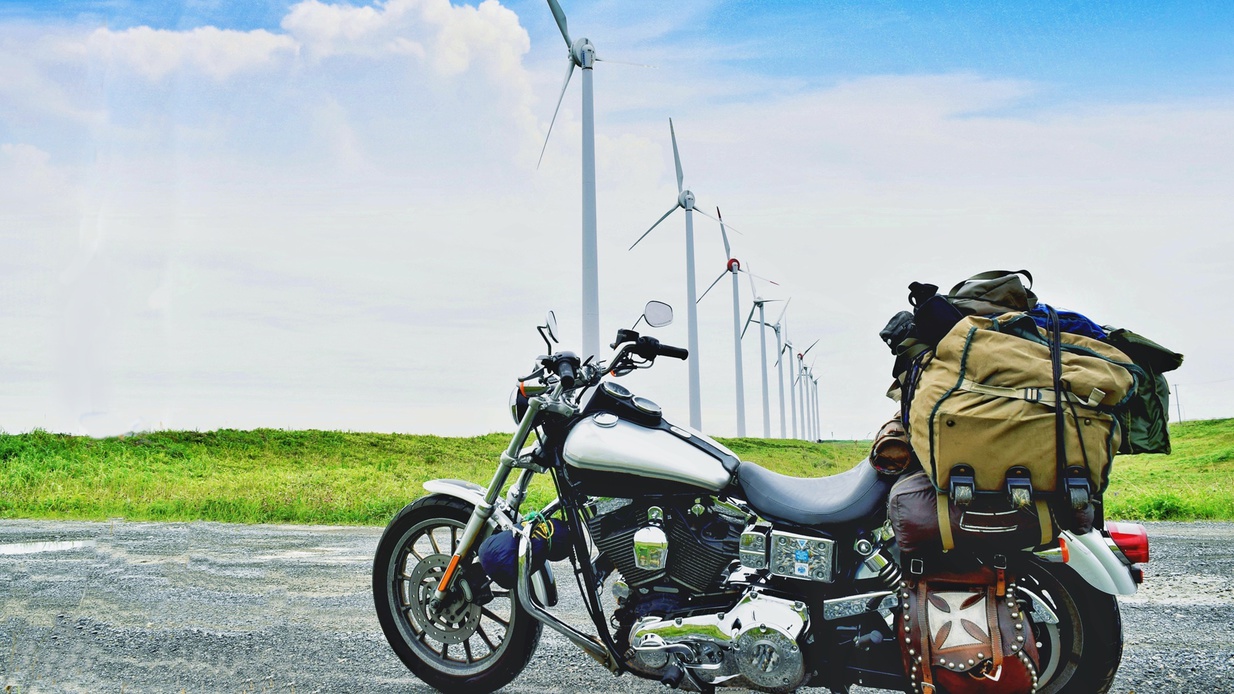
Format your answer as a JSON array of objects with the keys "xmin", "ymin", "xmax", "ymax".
[
  {"xmin": 372, "ymin": 495, "xmax": 541, "ymax": 693},
  {"xmin": 1016, "ymin": 559, "xmax": 1123, "ymax": 694}
]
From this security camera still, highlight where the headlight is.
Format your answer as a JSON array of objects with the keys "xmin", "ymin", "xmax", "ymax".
[{"xmin": 509, "ymin": 385, "xmax": 530, "ymax": 425}]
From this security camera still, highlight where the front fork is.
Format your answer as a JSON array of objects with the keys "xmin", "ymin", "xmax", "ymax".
[{"xmin": 433, "ymin": 389, "xmax": 549, "ymax": 600}]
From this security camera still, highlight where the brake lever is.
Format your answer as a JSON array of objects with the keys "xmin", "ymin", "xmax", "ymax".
[{"xmin": 518, "ymin": 366, "xmax": 548, "ymax": 382}]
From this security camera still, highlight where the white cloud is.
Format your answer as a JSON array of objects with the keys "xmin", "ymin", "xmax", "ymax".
[
  {"xmin": 0, "ymin": 3, "xmax": 1230, "ymax": 438},
  {"xmin": 282, "ymin": 0, "xmax": 530, "ymax": 80},
  {"xmin": 85, "ymin": 25, "xmax": 298, "ymax": 81}
]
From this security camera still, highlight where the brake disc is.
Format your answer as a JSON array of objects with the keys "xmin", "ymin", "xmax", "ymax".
[{"xmin": 405, "ymin": 554, "xmax": 482, "ymax": 644}]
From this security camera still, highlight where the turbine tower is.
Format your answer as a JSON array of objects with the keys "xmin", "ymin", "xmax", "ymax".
[
  {"xmin": 697, "ymin": 209, "xmax": 746, "ymax": 437},
  {"xmin": 541, "ymin": 0, "xmax": 603, "ymax": 358},
  {"xmin": 741, "ymin": 269, "xmax": 782, "ymax": 438},
  {"xmin": 630, "ymin": 119, "xmax": 727, "ymax": 430},
  {"xmin": 765, "ymin": 299, "xmax": 791, "ymax": 438},
  {"xmin": 796, "ymin": 339, "xmax": 819, "ymax": 440}
]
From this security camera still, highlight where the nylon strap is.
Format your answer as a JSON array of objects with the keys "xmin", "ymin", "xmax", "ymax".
[
  {"xmin": 957, "ymin": 378, "xmax": 1105, "ymax": 408},
  {"xmin": 937, "ymin": 492, "xmax": 955, "ymax": 552},
  {"xmin": 1036, "ymin": 499, "xmax": 1053, "ymax": 546}
]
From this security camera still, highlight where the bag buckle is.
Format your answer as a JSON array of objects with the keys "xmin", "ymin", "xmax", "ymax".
[
  {"xmin": 1065, "ymin": 467, "xmax": 1091, "ymax": 510},
  {"xmin": 950, "ymin": 464, "xmax": 976, "ymax": 507},
  {"xmin": 1005, "ymin": 466, "xmax": 1034, "ymax": 510}
]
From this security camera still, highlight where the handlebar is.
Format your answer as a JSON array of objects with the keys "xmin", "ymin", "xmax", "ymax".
[
  {"xmin": 544, "ymin": 352, "xmax": 581, "ymax": 389},
  {"xmin": 630, "ymin": 336, "xmax": 688, "ymax": 361},
  {"xmin": 556, "ymin": 360, "xmax": 576, "ymax": 389},
  {"xmin": 657, "ymin": 343, "xmax": 689, "ymax": 360}
]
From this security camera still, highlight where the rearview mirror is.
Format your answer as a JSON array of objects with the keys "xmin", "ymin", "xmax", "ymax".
[
  {"xmin": 545, "ymin": 311, "xmax": 559, "ymax": 343},
  {"xmin": 643, "ymin": 301, "xmax": 673, "ymax": 328}
]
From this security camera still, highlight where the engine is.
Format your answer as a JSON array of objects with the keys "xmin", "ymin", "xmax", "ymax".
[
  {"xmin": 586, "ymin": 496, "xmax": 742, "ymax": 594},
  {"xmin": 585, "ymin": 496, "xmax": 811, "ymax": 693}
]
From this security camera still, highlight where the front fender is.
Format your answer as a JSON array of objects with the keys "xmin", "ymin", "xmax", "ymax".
[{"xmin": 421, "ymin": 479, "xmax": 558, "ymax": 606}]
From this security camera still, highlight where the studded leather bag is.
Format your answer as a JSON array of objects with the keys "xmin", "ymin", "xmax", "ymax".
[{"xmin": 897, "ymin": 566, "xmax": 1040, "ymax": 694}]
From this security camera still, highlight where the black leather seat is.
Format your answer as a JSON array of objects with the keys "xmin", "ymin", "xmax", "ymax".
[{"xmin": 737, "ymin": 459, "xmax": 891, "ymax": 526}]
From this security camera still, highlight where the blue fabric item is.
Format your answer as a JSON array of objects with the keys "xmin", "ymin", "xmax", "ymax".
[
  {"xmin": 1028, "ymin": 303, "xmax": 1107, "ymax": 340},
  {"xmin": 478, "ymin": 519, "xmax": 571, "ymax": 589}
]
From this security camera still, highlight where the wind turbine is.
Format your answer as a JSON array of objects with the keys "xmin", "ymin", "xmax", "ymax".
[
  {"xmin": 764, "ymin": 299, "xmax": 791, "ymax": 438},
  {"xmin": 741, "ymin": 269, "xmax": 783, "ymax": 438},
  {"xmin": 540, "ymin": 0, "xmax": 604, "ymax": 358},
  {"xmin": 810, "ymin": 369, "xmax": 822, "ymax": 442},
  {"xmin": 630, "ymin": 119, "xmax": 727, "ymax": 430},
  {"xmin": 778, "ymin": 328, "xmax": 797, "ymax": 439},
  {"xmin": 795, "ymin": 339, "xmax": 819, "ymax": 440},
  {"xmin": 697, "ymin": 209, "xmax": 747, "ymax": 436}
]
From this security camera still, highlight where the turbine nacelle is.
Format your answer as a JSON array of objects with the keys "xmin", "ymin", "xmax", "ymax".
[
  {"xmin": 678, "ymin": 189, "xmax": 696, "ymax": 210},
  {"xmin": 570, "ymin": 37, "xmax": 596, "ymax": 68},
  {"xmin": 727, "ymin": 258, "xmax": 741, "ymax": 272}
]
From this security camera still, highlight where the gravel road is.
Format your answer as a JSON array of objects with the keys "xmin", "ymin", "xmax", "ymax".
[{"xmin": 1, "ymin": 519, "xmax": 1230, "ymax": 693}]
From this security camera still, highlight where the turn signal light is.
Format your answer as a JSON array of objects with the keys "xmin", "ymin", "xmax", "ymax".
[{"xmin": 1106, "ymin": 521, "xmax": 1150, "ymax": 564}]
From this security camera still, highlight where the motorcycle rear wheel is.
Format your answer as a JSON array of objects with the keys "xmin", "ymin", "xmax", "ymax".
[
  {"xmin": 372, "ymin": 495, "xmax": 542, "ymax": 693},
  {"xmin": 1017, "ymin": 559, "xmax": 1123, "ymax": 694}
]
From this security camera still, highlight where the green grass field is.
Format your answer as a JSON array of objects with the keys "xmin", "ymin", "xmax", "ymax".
[{"xmin": 0, "ymin": 421, "xmax": 1230, "ymax": 525}]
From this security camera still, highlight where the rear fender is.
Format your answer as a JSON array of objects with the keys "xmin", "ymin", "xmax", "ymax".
[
  {"xmin": 421, "ymin": 479, "xmax": 558, "ymax": 606},
  {"xmin": 1042, "ymin": 530, "xmax": 1137, "ymax": 596}
]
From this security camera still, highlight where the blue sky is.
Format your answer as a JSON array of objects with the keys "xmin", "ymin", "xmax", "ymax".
[
  {"xmin": 0, "ymin": 0, "xmax": 1230, "ymax": 437},
  {"xmin": 11, "ymin": 0, "xmax": 1234, "ymax": 102}
]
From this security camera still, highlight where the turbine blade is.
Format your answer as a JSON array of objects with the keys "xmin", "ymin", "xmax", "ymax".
[
  {"xmin": 697, "ymin": 270, "xmax": 728, "ymax": 303},
  {"xmin": 743, "ymin": 269, "xmax": 779, "ymax": 286},
  {"xmin": 691, "ymin": 204, "xmax": 735, "ymax": 234},
  {"xmin": 594, "ymin": 56, "xmax": 655, "ymax": 68},
  {"xmin": 669, "ymin": 118, "xmax": 683, "ymax": 193},
  {"xmin": 629, "ymin": 205, "xmax": 679, "ymax": 251},
  {"xmin": 716, "ymin": 207, "xmax": 731, "ymax": 258},
  {"xmin": 744, "ymin": 261, "xmax": 758, "ymax": 299},
  {"xmin": 537, "ymin": 60, "xmax": 575, "ymax": 169},
  {"xmin": 546, "ymin": 0, "xmax": 572, "ymax": 48},
  {"xmin": 774, "ymin": 297, "xmax": 791, "ymax": 324},
  {"xmin": 740, "ymin": 304, "xmax": 758, "ymax": 339},
  {"xmin": 801, "ymin": 338, "xmax": 820, "ymax": 357}
]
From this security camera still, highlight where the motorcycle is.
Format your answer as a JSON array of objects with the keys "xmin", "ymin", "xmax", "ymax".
[{"xmin": 372, "ymin": 302, "xmax": 1147, "ymax": 693}]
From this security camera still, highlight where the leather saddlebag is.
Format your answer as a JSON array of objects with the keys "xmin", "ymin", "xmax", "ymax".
[{"xmin": 898, "ymin": 567, "xmax": 1040, "ymax": 694}]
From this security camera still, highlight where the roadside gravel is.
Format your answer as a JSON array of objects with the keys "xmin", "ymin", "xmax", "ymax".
[{"xmin": 0, "ymin": 520, "xmax": 1229, "ymax": 693}]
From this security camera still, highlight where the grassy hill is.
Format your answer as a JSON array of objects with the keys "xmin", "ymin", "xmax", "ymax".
[{"xmin": 0, "ymin": 421, "xmax": 1230, "ymax": 525}]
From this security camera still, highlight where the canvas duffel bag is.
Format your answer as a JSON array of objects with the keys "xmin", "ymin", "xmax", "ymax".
[{"xmin": 907, "ymin": 311, "xmax": 1138, "ymax": 544}]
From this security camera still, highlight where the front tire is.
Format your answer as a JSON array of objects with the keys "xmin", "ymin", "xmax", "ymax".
[
  {"xmin": 372, "ymin": 495, "xmax": 541, "ymax": 693},
  {"xmin": 1017, "ymin": 559, "xmax": 1123, "ymax": 694}
]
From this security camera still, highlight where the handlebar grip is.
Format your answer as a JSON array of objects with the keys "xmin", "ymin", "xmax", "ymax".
[
  {"xmin": 658, "ymin": 344, "xmax": 689, "ymax": 360},
  {"xmin": 556, "ymin": 360, "xmax": 576, "ymax": 388}
]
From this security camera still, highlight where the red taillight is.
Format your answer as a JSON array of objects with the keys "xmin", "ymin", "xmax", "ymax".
[{"xmin": 1106, "ymin": 522, "xmax": 1150, "ymax": 564}]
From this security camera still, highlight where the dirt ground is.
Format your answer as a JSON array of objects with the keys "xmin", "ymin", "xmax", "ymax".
[{"xmin": 0, "ymin": 519, "xmax": 1230, "ymax": 693}]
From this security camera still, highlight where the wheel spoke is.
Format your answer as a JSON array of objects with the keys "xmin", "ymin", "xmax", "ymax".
[
  {"xmin": 428, "ymin": 530, "xmax": 442, "ymax": 555},
  {"xmin": 481, "ymin": 607, "xmax": 509, "ymax": 628},
  {"xmin": 463, "ymin": 639, "xmax": 474, "ymax": 663},
  {"xmin": 477, "ymin": 624, "xmax": 498, "ymax": 650},
  {"xmin": 440, "ymin": 643, "xmax": 450, "ymax": 661},
  {"xmin": 451, "ymin": 526, "xmax": 458, "ymax": 552}
]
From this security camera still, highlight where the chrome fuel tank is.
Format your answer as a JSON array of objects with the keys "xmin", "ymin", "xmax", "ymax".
[{"xmin": 562, "ymin": 414, "xmax": 735, "ymax": 492}]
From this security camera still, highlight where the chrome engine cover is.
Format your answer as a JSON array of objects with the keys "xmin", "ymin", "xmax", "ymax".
[{"xmin": 629, "ymin": 590, "xmax": 809, "ymax": 693}]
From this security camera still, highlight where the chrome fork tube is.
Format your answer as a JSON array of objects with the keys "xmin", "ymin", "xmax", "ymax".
[{"xmin": 434, "ymin": 389, "xmax": 551, "ymax": 598}]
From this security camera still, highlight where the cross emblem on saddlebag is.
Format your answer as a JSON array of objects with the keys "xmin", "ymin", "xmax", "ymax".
[{"xmin": 926, "ymin": 590, "xmax": 990, "ymax": 651}]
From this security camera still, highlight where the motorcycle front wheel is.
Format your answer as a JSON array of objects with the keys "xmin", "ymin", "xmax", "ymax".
[
  {"xmin": 372, "ymin": 495, "xmax": 542, "ymax": 693},
  {"xmin": 1017, "ymin": 559, "xmax": 1123, "ymax": 694}
]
